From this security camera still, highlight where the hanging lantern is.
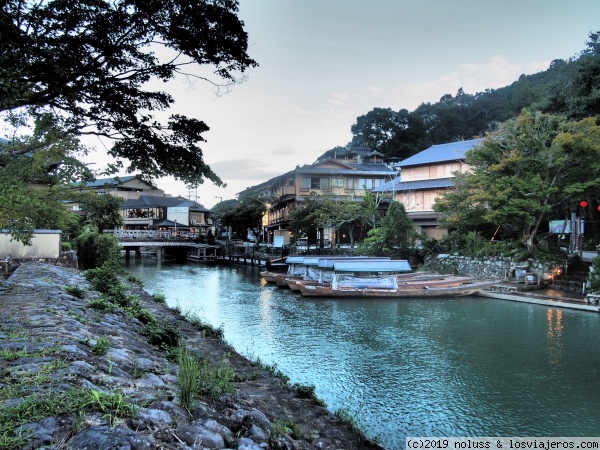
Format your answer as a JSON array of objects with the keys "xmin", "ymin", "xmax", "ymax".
[{"xmin": 580, "ymin": 200, "xmax": 588, "ymax": 208}]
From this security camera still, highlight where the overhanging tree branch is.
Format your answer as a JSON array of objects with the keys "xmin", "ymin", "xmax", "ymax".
[{"xmin": 1, "ymin": 0, "xmax": 258, "ymax": 186}]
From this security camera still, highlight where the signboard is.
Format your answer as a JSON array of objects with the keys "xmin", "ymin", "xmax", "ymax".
[
  {"xmin": 273, "ymin": 236, "xmax": 284, "ymax": 248},
  {"xmin": 549, "ymin": 219, "xmax": 585, "ymax": 234}
]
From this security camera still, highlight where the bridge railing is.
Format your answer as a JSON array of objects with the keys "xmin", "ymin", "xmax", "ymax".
[{"xmin": 104, "ymin": 230, "xmax": 206, "ymax": 240}]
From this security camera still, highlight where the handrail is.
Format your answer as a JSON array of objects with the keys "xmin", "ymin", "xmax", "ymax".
[{"xmin": 104, "ymin": 230, "xmax": 206, "ymax": 240}]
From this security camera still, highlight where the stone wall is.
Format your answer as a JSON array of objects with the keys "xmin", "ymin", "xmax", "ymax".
[{"xmin": 422, "ymin": 254, "xmax": 554, "ymax": 281}]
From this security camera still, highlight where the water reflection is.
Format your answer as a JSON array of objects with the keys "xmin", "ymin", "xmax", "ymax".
[
  {"xmin": 125, "ymin": 259, "xmax": 600, "ymax": 449},
  {"xmin": 547, "ymin": 308, "xmax": 564, "ymax": 365}
]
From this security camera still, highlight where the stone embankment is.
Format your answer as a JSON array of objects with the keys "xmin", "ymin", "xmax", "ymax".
[{"xmin": 0, "ymin": 263, "xmax": 384, "ymax": 450}]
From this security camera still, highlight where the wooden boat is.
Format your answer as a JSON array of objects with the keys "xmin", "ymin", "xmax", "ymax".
[
  {"xmin": 260, "ymin": 271, "xmax": 279, "ymax": 283},
  {"xmin": 284, "ymin": 256, "xmax": 391, "ymax": 290},
  {"xmin": 261, "ymin": 256, "xmax": 305, "ymax": 285},
  {"xmin": 291, "ymin": 272, "xmax": 471, "ymax": 291},
  {"xmin": 296, "ymin": 259, "xmax": 493, "ymax": 297},
  {"xmin": 297, "ymin": 280, "xmax": 495, "ymax": 298},
  {"xmin": 187, "ymin": 244, "xmax": 219, "ymax": 263}
]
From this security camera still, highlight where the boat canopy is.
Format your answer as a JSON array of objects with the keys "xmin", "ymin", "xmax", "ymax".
[
  {"xmin": 298, "ymin": 256, "xmax": 371, "ymax": 267},
  {"xmin": 333, "ymin": 260, "xmax": 412, "ymax": 273},
  {"xmin": 317, "ymin": 257, "xmax": 390, "ymax": 269},
  {"xmin": 285, "ymin": 256, "xmax": 305, "ymax": 264},
  {"xmin": 302, "ymin": 257, "xmax": 322, "ymax": 266}
]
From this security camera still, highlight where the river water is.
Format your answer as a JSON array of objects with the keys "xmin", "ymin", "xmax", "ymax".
[{"xmin": 124, "ymin": 258, "xmax": 600, "ymax": 449}]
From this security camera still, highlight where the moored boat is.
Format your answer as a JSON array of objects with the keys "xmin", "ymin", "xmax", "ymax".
[
  {"xmin": 297, "ymin": 280, "xmax": 495, "ymax": 298},
  {"xmin": 284, "ymin": 256, "xmax": 392, "ymax": 290},
  {"xmin": 261, "ymin": 255, "xmax": 305, "ymax": 285},
  {"xmin": 187, "ymin": 244, "xmax": 219, "ymax": 263},
  {"xmin": 296, "ymin": 258, "xmax": 494, "ymax": 298}
]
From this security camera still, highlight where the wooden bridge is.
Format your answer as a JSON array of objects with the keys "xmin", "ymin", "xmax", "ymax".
[{"xmin": 105, "ymin": 230, "xmax": 205, "ymax": 261}]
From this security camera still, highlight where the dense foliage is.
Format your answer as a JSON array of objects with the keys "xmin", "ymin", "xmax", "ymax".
[
  {"xmin": 214, "ymin": 192, "xmax": 269, "ymax": 240},
  {"xmin": 434, "ymin": 109, "xmax": 600, "ymax": 256},
  {"xmin": 75, "ymin": 227, "xmax": 122, "ymax": 270},
  {"xmin": 348, "ymin": 31, "xmax": 600, "ymax": 159},
  {"xmin": 0, "ymin": 116, "xmax": 92, "ymax": 243},
  {"xmin": 357, "ymin": 201, "xmax": 415, "ymax": 257},
  {"xmin": 1, "ymin": 0, "xmax": 257, "ymax": 186}
]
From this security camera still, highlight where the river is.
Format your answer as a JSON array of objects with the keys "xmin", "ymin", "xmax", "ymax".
[{"xmin": 124, "ymin": 258, "xmax": 600, "ymax": 449}]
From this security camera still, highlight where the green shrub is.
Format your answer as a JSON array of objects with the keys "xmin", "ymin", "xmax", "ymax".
[
  {"xmin": 151, "ymin": 291, "xmax": 167, "ymax": 303},
  {"xmin": 61, "ymin": 242, "xmax": 72, "ymax": 251},
  {"xmin": 125, "ymin": 274, "xmax": 144, "ymax": 287},
  {"xmin": 83, "ymin": 261, "xmax": 123, "ymax": 293},
  {"xmin": 91, "ymin": 337, "xmax": 110, "ymax": 356},
  {"xmin": 292, "ymin": 383, "xmax": 326, "ymax": 407},
  {"xmin": 130, "ymin": 307, "xmax": 156, "ymax": 324},
  {"xmin": 140, "ymin": 321, "xmax": 181, "ymax": 352},
  {"xmin": 75, "ymin": 228, "xmax": 122, "ymax": 270},
  {"xmin": 65, "ymin": 285, "xmax": 86, "ymax": 299},
  {"xmin": 88, "ymin": 298, "xmax": 114, "ymax": 311}
]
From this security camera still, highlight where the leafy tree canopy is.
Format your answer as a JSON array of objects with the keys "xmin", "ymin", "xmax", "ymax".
[
  {"xmin": 0, "ymin": 115, "xmax": 93, "ymax": 243},
  {"xmin": 349, "ymin": 30, "xmax": 600, "ymax": 160},
  {"xmin": 74, "ymin": 191, "xmax": 124, "ymax": 233},
  {"xmin": 0, "ymin": 0, "xmax": 257, "ymax": 186},
  {"xmin": 434, "ymin": 109, "xmax": 600, "ymax": 256},
  {"xmin": 357, "ymin": 201, "xmax": 415, "ymax": 256},
  {"xmin": 216, "ymin": 192, "xmax": 269, "ymax": 239}
]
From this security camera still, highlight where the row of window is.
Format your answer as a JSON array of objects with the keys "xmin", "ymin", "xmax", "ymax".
[{"xmin": 301, "ymin": 177, "xmax": 386, "ymax": 190}]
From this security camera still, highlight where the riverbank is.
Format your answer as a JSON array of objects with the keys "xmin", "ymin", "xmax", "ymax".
[
  {"xmin": 481, "ymin": 281, "xmax": 600, "ymax": 313},
  {"xmin": 0, "ymin": 262, "xmax": 384, "ymax": 450}
]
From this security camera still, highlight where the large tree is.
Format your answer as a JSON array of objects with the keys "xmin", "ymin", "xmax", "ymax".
[
  {"xmin": 357, "ymin": 201, "xmax": 415, "ymax": 256},
  {"xmin": 434, "ymin": 109, "xmax": 600, "ymax": 255},
  {"xmin": 0, "ymin": 0, "xmax": 257, "ymax": 186},
  {"xmin": 569, "ymin": 30, "xmax": 600, "ymax": 119},
  {"xmin": 0, "ymin": 115, "xmax": 93, "ymax": 243},
  {"xmin": 350, "ymin": 107, "xmax": 428, "ymax": 159}
]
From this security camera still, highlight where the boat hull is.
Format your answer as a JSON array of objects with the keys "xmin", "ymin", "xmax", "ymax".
[{"xmin": 298, "ymin": 281, "xmax": 495, "ymax": 298}]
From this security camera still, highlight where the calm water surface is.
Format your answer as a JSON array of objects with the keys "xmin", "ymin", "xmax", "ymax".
[{"xmin": 125, "ymin": 259, "xmax": 600, "ymax": 449}]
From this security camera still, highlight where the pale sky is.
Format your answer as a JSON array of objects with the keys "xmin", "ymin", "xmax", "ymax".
[{"xmin": 90, "ymin": 0, "xmax": 600, "ymax": 207}]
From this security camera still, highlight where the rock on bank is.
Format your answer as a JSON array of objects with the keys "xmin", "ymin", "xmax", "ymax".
[{"xmin": 0, "ymin": 262, "xmax": 384, "ymax": 450}]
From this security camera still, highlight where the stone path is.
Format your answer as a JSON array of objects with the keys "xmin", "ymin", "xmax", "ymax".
[{"xmin": 0, "ymin": 262, "xmax": 385, "ymax": 450}]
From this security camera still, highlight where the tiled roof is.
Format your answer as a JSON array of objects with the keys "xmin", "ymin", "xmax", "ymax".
[
  {"xmin": 373, "ymin": 177, "xmax": 455, "ymax": 193},
  {"xmin": 395, "ymin": 138, "xmax": 483, "ymax": 168},
  {"xmin": 300, "ymin": 163, "xmax": 394, "ymax": 176},
  {"xmin": 81, "ymin": 176, "xmax": 140, "ymax": 188},
  {"xmin": 123, "ymin": 195, "xmax": 206, "ymax": 209}
]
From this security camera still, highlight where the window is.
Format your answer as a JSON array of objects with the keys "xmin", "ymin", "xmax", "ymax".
[
  {"xmin": 302, "ymin": 177, "xmax": 330, "ymax": 190},
  {"xmin": 332, "ymin": 178, "xmax": 343, "ymax": 188},
  {"xmin": 374, "ymin": 178, "xmax": 384, "ymax": 188},
  {"xmin": 358, "ymin": 178, "xmax": 373, "ymax": 189}
]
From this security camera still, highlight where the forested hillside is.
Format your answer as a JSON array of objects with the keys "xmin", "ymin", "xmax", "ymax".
[{"xmin": 346, "ymin": 29, "xmax": 600, "ymax": 161}]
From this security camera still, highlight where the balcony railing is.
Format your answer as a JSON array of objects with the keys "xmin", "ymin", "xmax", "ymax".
[{"xmin": 105, "ymin": 230, "xmax": 206, "ymax": 240}]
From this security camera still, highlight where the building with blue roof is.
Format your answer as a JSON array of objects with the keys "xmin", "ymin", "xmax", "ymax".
[{"xmin": 374, "ymin": 138, "xmax": 483, "ymax": 239}]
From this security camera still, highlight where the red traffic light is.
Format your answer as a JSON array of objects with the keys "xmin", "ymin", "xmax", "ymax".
[{"xmin": 580, "ymin": 200, "xmax": 588, "ymax": 208}]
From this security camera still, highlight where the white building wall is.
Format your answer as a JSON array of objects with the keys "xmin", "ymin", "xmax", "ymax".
[{"xmin": 0, "ymin": 230, "xmax": 62, "ymax": 259}]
